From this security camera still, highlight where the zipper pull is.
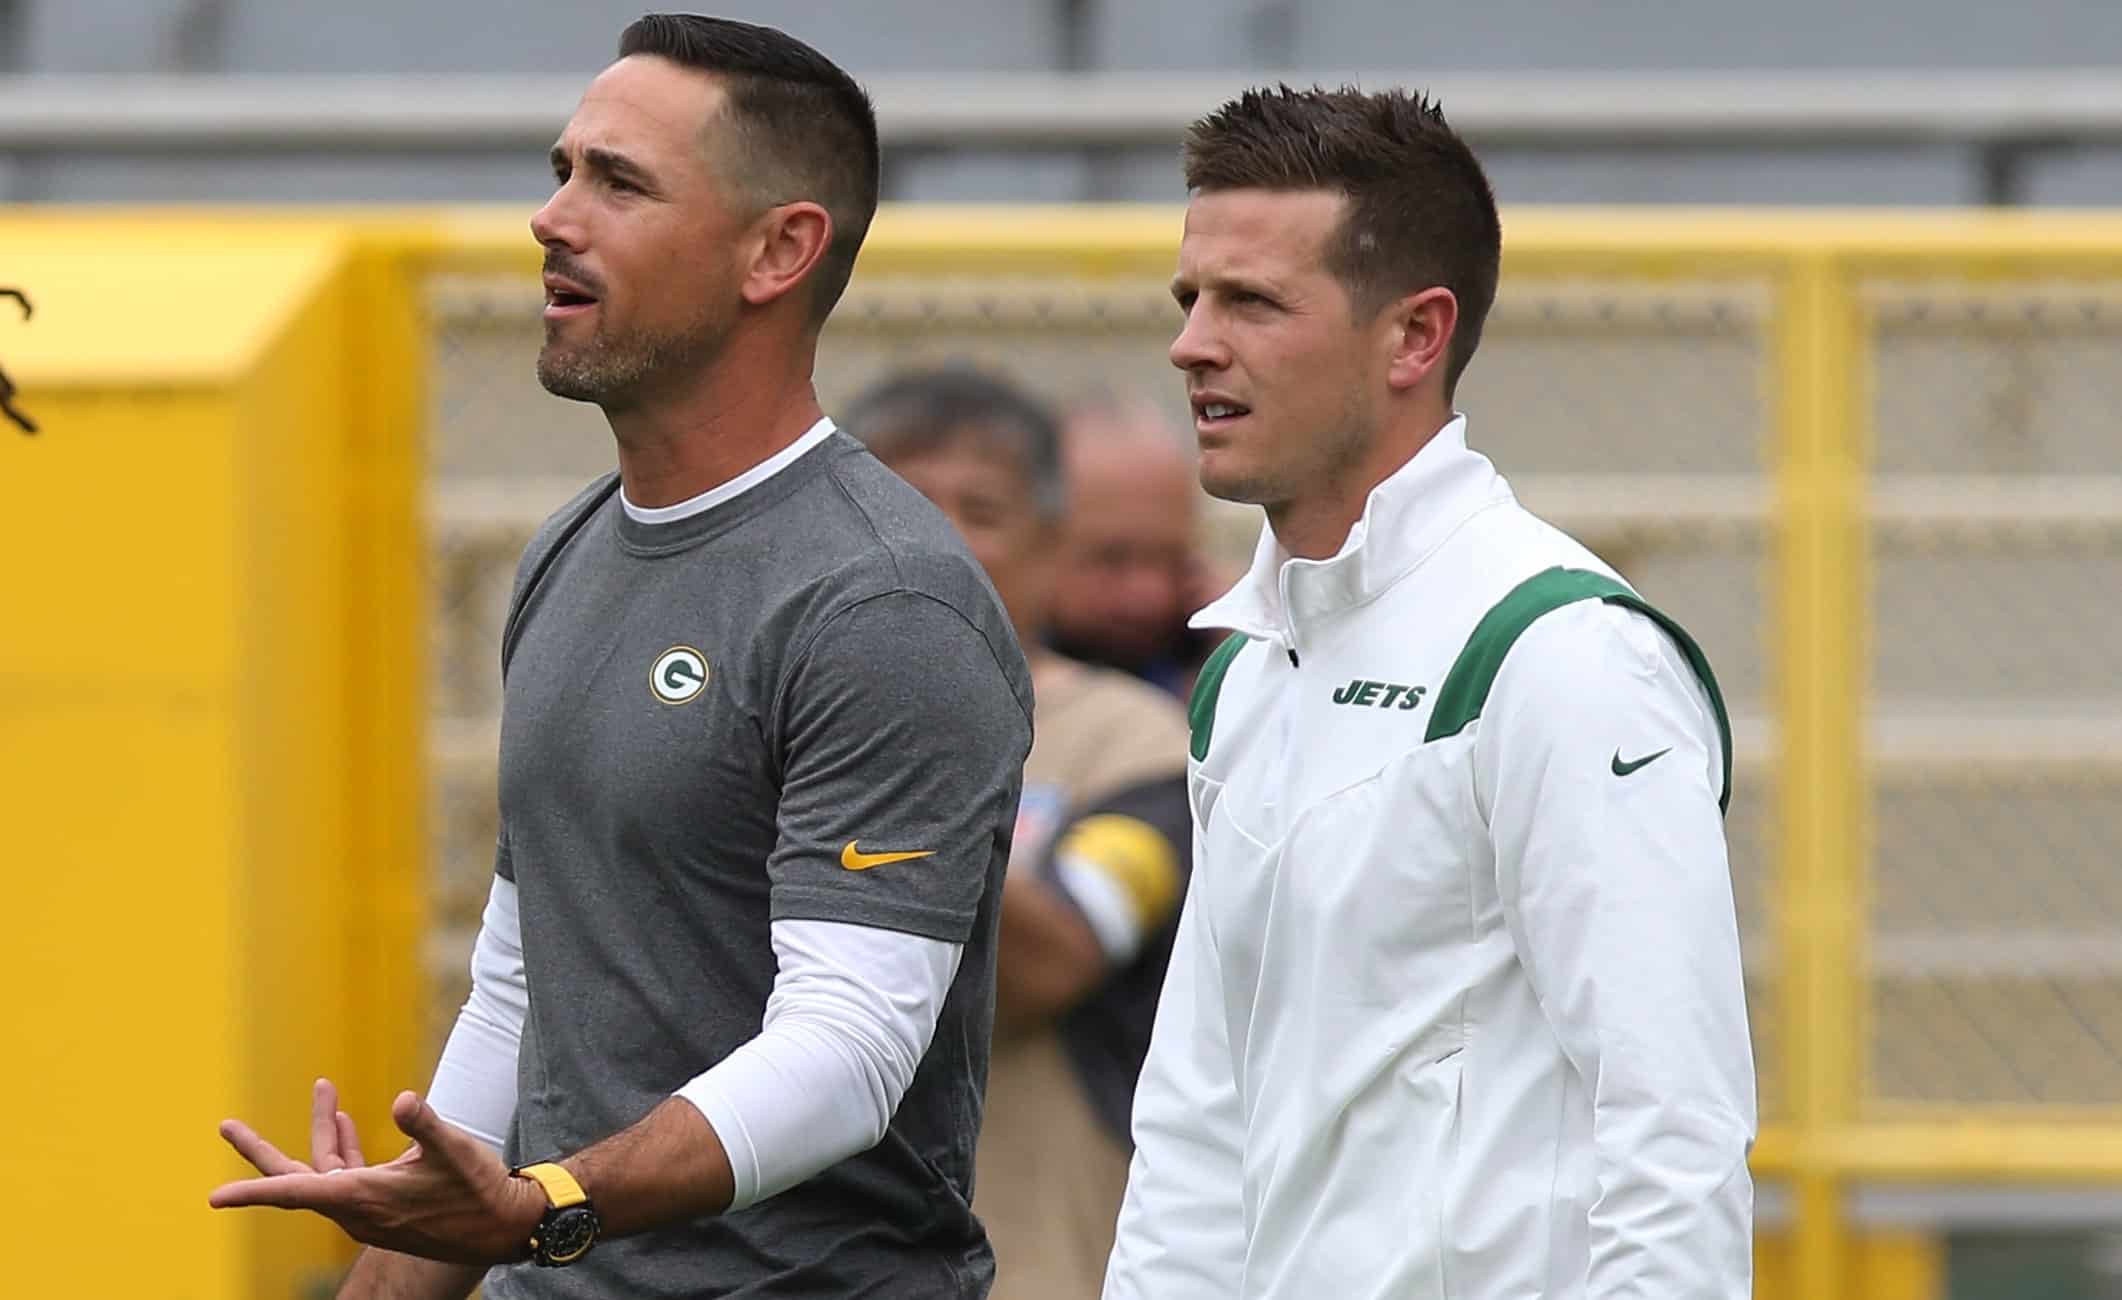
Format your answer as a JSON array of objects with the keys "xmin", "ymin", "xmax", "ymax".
[{"xmin": 1286, "ymin": 647, "xmax": 1300, "ymax": 669}]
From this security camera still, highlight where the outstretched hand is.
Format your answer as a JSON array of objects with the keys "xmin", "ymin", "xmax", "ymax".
[
  {"xmin": 210, "ymin": 1080, "xmax": 542, "ymax": 1267},
  {"xmin": 216, "ymin": 1077, "xmax": 368, "ymax": 1178}
]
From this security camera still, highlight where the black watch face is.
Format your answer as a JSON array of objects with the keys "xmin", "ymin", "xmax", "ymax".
[{"xmin": 539, "ymin": 1205, "xmax": 600, "ymax": 1265}]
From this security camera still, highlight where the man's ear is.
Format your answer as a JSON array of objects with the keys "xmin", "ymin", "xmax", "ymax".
[
  {"xmin": 1383, "ymin": 286, "xmax": 1458, "ymax": 393},
  {"xmin": 739, "ymin": 201, "xmax": 833, "ymax": 310}
]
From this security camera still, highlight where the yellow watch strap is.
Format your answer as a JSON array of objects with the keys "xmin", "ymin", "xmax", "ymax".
[{"xmin": 514, "ymin": 1161, "xmax": 588, "ymax": 1210}]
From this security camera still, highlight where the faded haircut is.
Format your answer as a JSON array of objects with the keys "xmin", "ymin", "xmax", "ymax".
[
  {"xmin": 1183, "ymin": 84, "xmax": 1501, "ymax": 395},
  {"xmin": 619, "ymin": 14, "xmax": 879, "ymax": 328}
]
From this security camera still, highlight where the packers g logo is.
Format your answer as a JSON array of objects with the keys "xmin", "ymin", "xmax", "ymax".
[{"xmin": 650, "ymin": 646, "xmax": 709, "ymax": 704}]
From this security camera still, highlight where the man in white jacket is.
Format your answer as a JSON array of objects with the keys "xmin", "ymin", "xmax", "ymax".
[{"xmin": 1103, "ymin": 85, "xmax": 1758, "ymax": 1299}]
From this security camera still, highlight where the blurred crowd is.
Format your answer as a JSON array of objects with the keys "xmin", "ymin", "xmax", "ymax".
[{"xmin": 842, "ymin": 366, "xmax": 1223, "ymax": 1300}]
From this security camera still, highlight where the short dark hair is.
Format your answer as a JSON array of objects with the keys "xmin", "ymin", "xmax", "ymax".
[
  {"xmin": 1183, "ymin": 85, "xmax": 1501, "ymax": 396},
  {"xmin": 618, "ymin": 14, "xmax": 880, "ymax": 327},
  {"xmin": 841, "ymin": 367, "xmax": 1067, "ymax": 523}
]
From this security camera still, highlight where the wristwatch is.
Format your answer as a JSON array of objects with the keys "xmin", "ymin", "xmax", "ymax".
[{"xmin": 512, "ymin": 1161, "xmax": 600, "ymax": 1267}]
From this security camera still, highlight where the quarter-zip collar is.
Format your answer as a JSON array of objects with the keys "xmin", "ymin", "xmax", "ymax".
[{"xmin": 1190, "ymin": 415, "xmax": 1512, "ymax": 655}]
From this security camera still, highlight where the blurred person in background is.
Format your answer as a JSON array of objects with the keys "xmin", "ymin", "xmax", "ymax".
[
  {"xmin": 1048, "ymin": 397, "xmax": 1224, "ymax": 698},
  {"xmin": 206, "ymin": 15, "xmax": 1032, "ymax": 1299},
  {"xmin": 1105, "ymin": 86, "xmax": 1755, "ymax": 1299},
  {"xmin": 845, "ymin": 368, "xmax": 1194, "ymax": 1300}
]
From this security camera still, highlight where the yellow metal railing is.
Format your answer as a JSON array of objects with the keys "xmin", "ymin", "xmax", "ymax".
[
  {"xmin": 10, "ymin": 206, "xmax": 2122, "ymax": 1299},
  {"xmin": 1776, "ymin": 247, "xmax": 1871, "ymax": 1298}
]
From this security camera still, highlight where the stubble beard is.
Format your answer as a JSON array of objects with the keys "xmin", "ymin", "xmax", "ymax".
[
  {"xmin": 536, "ymin": 307, "xmax": 726, "ymax": 409},
  {"xmin": 1201, "ymin": 397, "xmax": 1374, "ymax": 510}
]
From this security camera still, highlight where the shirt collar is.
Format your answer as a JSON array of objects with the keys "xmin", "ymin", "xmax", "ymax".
[
  {"xmin": 1190, "ymin": 415, "xmax": 1511, "ymax": 650},
  {"xmin": 619, "ymin": 417, "xmax": 836, "ymax": 524}
]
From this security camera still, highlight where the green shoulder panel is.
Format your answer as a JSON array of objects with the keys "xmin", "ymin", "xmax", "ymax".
[
  {"xmin": 1424, "ymin": 566, "xmax": 1734, "ymax": 814},
  {"xmin": 1188, "ymin": 633, "xmax": 1254, "ymax": 762}
]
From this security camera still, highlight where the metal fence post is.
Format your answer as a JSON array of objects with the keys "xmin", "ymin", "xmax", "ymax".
[{"xmin": 1775, "ymin": 246, "xmax": 1870, "ymax": 1300}]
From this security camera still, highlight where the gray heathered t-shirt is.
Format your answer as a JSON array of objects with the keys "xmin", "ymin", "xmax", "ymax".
[{"xmin": 481, "ymin": 432, "xmax": 1032, "ymax": 1299}]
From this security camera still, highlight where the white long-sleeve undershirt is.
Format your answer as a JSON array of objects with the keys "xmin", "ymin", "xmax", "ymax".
[{"xmin": 427, "ymin": 876, "xmax": 962, "ymax": 1211}]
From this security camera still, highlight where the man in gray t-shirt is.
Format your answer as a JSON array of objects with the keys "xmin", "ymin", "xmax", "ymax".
[
  {"xmin": 208, "ymin": 17, "xmax": 1030, "ymax": 1299},
  {"xmin": 486, "ymin": 428, "xmax": 1029, "ymax": 1297}
]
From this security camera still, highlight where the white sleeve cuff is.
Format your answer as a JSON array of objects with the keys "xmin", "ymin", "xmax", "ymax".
[
  {"xmin": 674, "ymin": 918, "xmax": 961, "ymax": 1211},
  {"xmin": 426, "ymin": 877, "xmax": 525, "ymax": 1152}
]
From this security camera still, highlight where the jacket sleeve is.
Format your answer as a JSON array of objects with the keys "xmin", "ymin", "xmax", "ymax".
[
  {"xmin": 1477, "ymin": 600, "xmax": 1757, "ymax": 1299},
  {"xmin": 1103, "ymin": 818, "xmax": 1248, "ymax": 1298}
]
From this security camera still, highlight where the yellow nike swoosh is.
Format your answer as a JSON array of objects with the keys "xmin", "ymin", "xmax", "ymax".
[{"xmin": 840, "ymin": 841, "xmax": 937, "ymax": 871}]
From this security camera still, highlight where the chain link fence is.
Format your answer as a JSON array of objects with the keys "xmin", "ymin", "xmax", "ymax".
[{"xmin": 1865, "ymin": 281, "xmax": 2122, "ymax": 1115}]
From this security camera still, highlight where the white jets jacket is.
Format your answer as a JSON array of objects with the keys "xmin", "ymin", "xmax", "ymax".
[{"xmin": 1105, "ymin": 417, "xmax": 1756, "ymax": 1300}]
